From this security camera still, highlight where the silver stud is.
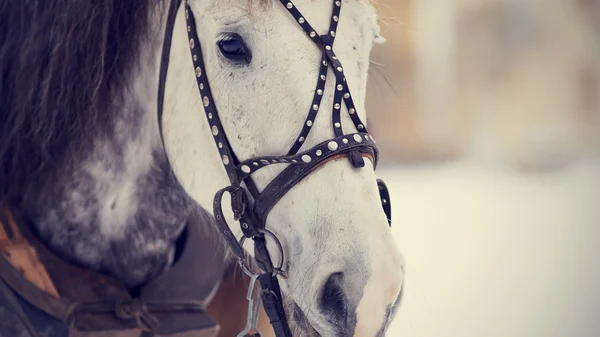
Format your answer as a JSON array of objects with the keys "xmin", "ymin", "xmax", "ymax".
[
  {"xmin": 317, "ymin": 89, "xmax": 323, "ymax": 95},
  {"xmin": 272, "ymin": 159, "xmax": 277, "ymax": 163},
  {"xmin": 310, "ymin": 31, "xmax": 316, "ymax": 38},
  {"xmin": 330, "ymin": 31, "xmax": 336, "ymax": 37},
  {"xmin": 218, "ymin": 142, "xmax": 223, "ymax": 148},
  {"xmin": 292, "ymin": 159, "xmax": 298, "ymax": 163},
  {"xmin": 299, "ymin": 17, "xmax": 305, "ymax": 24},
  {"xmin": 195, "ymin": 67, "xmax": 202, "ymax": 77},
  {"xmin": 222, "ymin": 155, "xmax": 229, "ymax": 165},
  {"xmin": 334, "ymin": 122, "xmax": 341, "ymax": 128},
  {"xmin": 353, "ymin": 134, "xmax": 363, "ymax": 143},
  {"xmin": 299, "ymin": 137, "xmax": 305, "ymax": 142},
  {"xmin": 186, "ymin": 10, "xmax": 189, "ymax": 19},
  {"xmin": 342, "ymin": 138, "xmax": 348, "ymax": 144},
  {"xmin": 332, "ymin": 56, "xmax": 338, "ymax": 60},
  {"xmin": 199, "ymin": 83, "xmax": 204, "ymax": 90},
  {"xmin": 321, "ymin": 75, "xmax": 326, "ymax": 81},
  {"xmin": 313, "ymin": 104, "xmax": 319, "ymax": 111},
  {"xmin": 211, "ymin": 125, "xmax": 219, "ymax": 136},
  {"xmin": 358, "ymin": 124, "xmax": 364, "ymax": 130},
  {"xmin": 286, "ymin": 2, "xmax": 293, "ymax": 9},
  {"xmin": 333, "ymin": 16, "xmax": 339, "ymax": 22},
  {"xmin": 336, "ymin": 1, "xmax": 341, "ymax": 6},
  {"xmin": 261, "ymin": 160, "xmax": 269, "ymax": 165},
  {"xmin": 253, "ymin": 162, "xmax": 259, "ymax": 166},
  {"xmin": 349, "ymin": 108, "xmax": 355, "ymax": 114},
  {"xmin": 301, "ymin": 155, "xmax": 312, "ymax": 163},
  {"xmin": 208, "ymin": 113, "xmax": 213, "ymax": 119},
  {"xmin": 326, "ymin": 45, "xmax": 332, "ymax": 51},
  {"xmin": 189, "ymin": 39, "xmax": 195, "ymax": 49},
  {"xmin": 337, "ymin": 84, "xmax": 343, "ymax": 91},
  {"xmin": 328, "ymin": 141, "xmax": 339, "ymax": 151},
  {"xmin": 337, "ymin": 66, "xmax": 343, "ymax": 72},
  {"xmin": 241, "ymin": 165, "xmax": 251, "ymax": 173},
  {"xmin": 203, "ymin": 96, "xmax": 210, "ymax": 106},
  {"xmin": 344, "ymin": 93, "xmax": 350, "ymax": 99},
  {"xmin": 316, "ymin": 150, "xmax": 323, "ymax": 156},
  {"xmin": 365, "ymin": 135, "xmax": 370, "ymax": 140},
  {"xmin": 323, "ymin": 60, "xmax": 328, "ymax": 66},
  {"xmin": 382, "ymin": 199, "xmax": 387, "ymax": 204},
  {"xmin": 188, "ymin": 26, "xmax": 191, "ymax": 32},
  {"xmin": 193, "ymin": 54, "xmax": 197, "ymax": 61},
  {"xmin": 306, "ymin": 120, "xmax": 313, "ymax": 127},
  {"xmin": 334, "ymin": 103, "xmax": 340, "ymax": 109}
]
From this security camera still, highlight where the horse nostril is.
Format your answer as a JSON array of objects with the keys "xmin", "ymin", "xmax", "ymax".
[{"xmin": 320, "ymin": 272, "xmax": 348, "ymax": 324}]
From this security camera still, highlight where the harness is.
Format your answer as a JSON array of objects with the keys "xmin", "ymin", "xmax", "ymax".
[
  {"xmin": 0, "ymin": 209, "xmax": 226, "ymax": 337},
  {"xmin": 158, "ymin": 0, "xmax": 393, "ymax": 336}
]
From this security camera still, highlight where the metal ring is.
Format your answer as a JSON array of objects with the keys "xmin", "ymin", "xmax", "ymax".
[{"xmin": 239, "ymin": 228, "xmax": 286, "ymax": 276}]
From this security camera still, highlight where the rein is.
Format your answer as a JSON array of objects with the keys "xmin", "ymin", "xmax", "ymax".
[{"xmin": 158, "ymin": 0, "xmax": 392, "ymax": 336}]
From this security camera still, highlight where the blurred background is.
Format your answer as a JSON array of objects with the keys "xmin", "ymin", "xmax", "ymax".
[{"xmin": 364, "ymin": 0, "xmax": 600, "ymax": 336}]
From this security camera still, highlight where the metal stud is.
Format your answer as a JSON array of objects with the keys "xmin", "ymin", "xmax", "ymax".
[
  {"xmin": 299, "ymin": 17, "xmax": 305, "ymax": 24},
  {"xmin": 299, "ymin": 137, "xmax": 305, "ymax": 143},
  {"xmin": 203, "ymin": 96, "xmax": 210, "ymax": 107},
  {"xmin": 334, "ymin": 103, "xmax": 340, "ymax": 109},
  {"xmin": 328, "ymin": 141, "xmax": 339, "ymax": 151},
  {"xmin": 193, "ymin": 55, "xmax": 197, "ymax": 61},
  {"xmin": 310, "ymin": 31, "xmax": 316, "ymax": 38},
  {"xmin": 321, "ymin": 75, "xmax": 326, "ymax": 81},
  {"xmin": 186, "ymin": 10, "xmax": 189, "ymax": 19},
  {"xmin": 316, "ymin": 150, "xmax": 323, "ymax": 156},
  {"xmin": 218, "ymin": 142, "xmax": 223, "ymax": 148},
  {"xmin": 189, "ymin": 39, "xmax": 195, "ymax": 49},
  {"xmin": 337, "ymin": 66, "xmax": 343, "ymax": 72},
  {"xmin": 344, "ymin": 93, "xmax": 350, "ymax": 99},
  {"xmin": 286, "ymin": 2, "xmax": 293, "ymax": 9},
  {"xmin": 253, "ymin": 162, "xmax": 259, "ymax": 166},
  {"xmin": 208, "ymin": 113, "xmax": 213, "ymax": 119},
  {"xmin": 337, "ymin": 84, "xmax": 343, "ymax": 91},
  {"xmin": 222, "ymin": 155, "xmax": 230, "ymax": 165},
  {"xmin": 292, "ymin": 160, "xmax": 298, "ymax": 163},
  {"xmin": 353, "ymin": 134, "xmax": 363, "ymax": 143},
  {"xmin": 333, "ymin": 16, "xmax": 339, "ymax": 22},
  {"xmin": 358, "ymin": 124, "xmax": 364, "ymax": 130},
  {"xmin": 211, "ymin": 125, "xmax": 219, "ymax": 136},
  {"xmin": 313, "ymin": 104, "xmax": 319, "ymax": 111},
  {"xmin": 336, "ymin": 1, "xmax": 341, "ymax": 6},
  {"xmin": 261, "ymin": 160, "xmax": 269, "ymax": 165},
  {"xmin": 365, "ymin": 135, "xmax": 370, "ymax": 140},
  {"xmin": 334, "ymin": 122, "xmax": 341, "ymax": 128},
  {"xmin": 241, "ymin": 165, "xmax": 251, "ymax": 174},
  {"xmin": 330, "ymin": 31, "xmax": 336, "ymax": 37},
  {"xmin": 188, "ymin": 26, "xmax": 191, "ymax": 32},
  {"xmin": 323, "ymin": 60, "xmax": 328, "ymax": 66},
  {"xmin": 342, "ymin": 138, "xmax": 348, "ymax": 144},
  {"xmin": 317, "ymin": 89, "xmax": 323, "ymax": 95},
  {"xmin": 349, "ymin": 108, "xmax": 355, "ymax": 114},
  {"xmin": 326, "ymin": 45, "xmax": 332, "ymax": 51},
  {"xmin": 306, "ymin": 120, "xmax": 313, "ymax": 127},
  {"xmin": 301, "ymin": 155, "xmax": 312, "ymax": 163},
  {"xmin": 199, "ymin": 83, "xmax": 204, "ymax": 90},
  {"xmin": 195, "ymin": 67, "xmax": 202, "ymax": 77}
]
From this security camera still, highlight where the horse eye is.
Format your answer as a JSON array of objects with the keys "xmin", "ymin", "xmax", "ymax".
[{"xmin": 217, "ymin": 33, "xmax": 251, "ymax": 64}]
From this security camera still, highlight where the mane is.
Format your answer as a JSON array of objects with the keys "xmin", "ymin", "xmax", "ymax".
[{"xmin": 0, "ymin": 0, "xmax": 163, "ymax": 209}]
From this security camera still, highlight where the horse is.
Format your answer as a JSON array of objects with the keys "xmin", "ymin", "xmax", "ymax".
[{"xmin": 0, "ymin": 0, "xmax": 405, "ymax": 336}]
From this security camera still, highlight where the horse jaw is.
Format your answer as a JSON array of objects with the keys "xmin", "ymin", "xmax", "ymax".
[{"xmin": 162, "ymin": 0, "xmax": 404, "ymax": 335}]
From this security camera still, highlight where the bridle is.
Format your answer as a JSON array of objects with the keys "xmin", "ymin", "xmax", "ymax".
[{"xmin": 157, "ymin": 0, "xmax": 393, "ymax": 336}]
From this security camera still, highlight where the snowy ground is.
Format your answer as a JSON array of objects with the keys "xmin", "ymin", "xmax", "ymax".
[{"xmin": 381, "ymin": 160, "xmax": 600, "ymax": 337}]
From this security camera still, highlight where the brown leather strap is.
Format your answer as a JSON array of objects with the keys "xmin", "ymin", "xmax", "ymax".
[{"xmin": 0, "ymin": 209, "xmax": 59, "ymax": 298}]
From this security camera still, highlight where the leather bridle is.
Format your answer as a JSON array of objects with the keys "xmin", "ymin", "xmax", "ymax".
[{"xmin": 157, "ymin": 0, "xmax": 392, "ymax": 336}]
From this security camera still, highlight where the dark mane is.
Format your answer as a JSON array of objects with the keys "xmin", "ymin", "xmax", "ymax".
[{"xmin": 0, "ymin": 0, "xmax": 162, "ymax": 208}]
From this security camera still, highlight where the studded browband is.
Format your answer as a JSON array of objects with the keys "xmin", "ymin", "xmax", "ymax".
[{"xmin": 157, "ymin": 0, "xmax": 392, "ymax": 336}]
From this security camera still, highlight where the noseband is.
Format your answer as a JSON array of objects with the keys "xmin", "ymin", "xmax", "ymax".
[{"xmin": 158, "ymin": 0, "xmax": 392, "ymax": 336}]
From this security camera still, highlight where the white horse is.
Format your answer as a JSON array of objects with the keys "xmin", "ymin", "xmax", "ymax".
[{"xmin": 0, "ymin": 0, "xmax": 404, "ymax": 336}]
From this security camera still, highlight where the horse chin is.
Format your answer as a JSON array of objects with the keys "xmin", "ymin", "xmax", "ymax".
[{"xmin": 287, "ymin": 298, "xmax": 321, "ymax": 337}]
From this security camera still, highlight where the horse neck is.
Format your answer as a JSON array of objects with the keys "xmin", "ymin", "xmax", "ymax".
[{"xmin": 26, "ymin": 5, "xmax": 194, "ymax": 288}]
